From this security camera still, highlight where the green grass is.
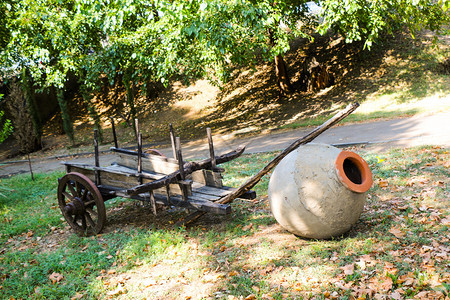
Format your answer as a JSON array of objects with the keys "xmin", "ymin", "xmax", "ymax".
[{"xmin": 0, "ymin": 146, "xmax": 448, "ymax": 299}]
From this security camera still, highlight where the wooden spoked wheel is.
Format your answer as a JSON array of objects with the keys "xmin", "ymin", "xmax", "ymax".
[{"xmin": 57, "ymin": 172, "xmax": 106, "ymax": 236}]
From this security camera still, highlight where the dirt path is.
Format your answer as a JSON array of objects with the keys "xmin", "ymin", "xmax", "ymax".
[{"xmin": 1, "ymin": 110, "xmax": 449, "ymax": 178}]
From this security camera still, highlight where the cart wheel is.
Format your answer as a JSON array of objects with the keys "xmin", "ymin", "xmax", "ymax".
[{"xmin": 58, "ymin": 172, "xmax": 106, "ymax": 236}]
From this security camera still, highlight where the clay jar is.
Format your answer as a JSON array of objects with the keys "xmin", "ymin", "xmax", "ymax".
[{"xmin": 268, "ymin": 143, "xmax": 373, "ymax": 239}]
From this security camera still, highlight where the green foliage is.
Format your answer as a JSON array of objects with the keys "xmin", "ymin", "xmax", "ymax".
[
  {"xmin": 319, "ymin": 0, "xmax": 450, "ymax": 49},
  {"xmin": 0, "ymin": 94, "xmax": 13, "ymax": 143}
]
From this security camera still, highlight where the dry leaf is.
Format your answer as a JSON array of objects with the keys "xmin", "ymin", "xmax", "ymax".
[
  {"xmin": 380, "ymin": 277, "xmax": 393, "ymax": 291},
  {"xmin": 245, "ymin": 294, "xmax": 256, "ymax": 300},
  {"xmin": 71, "ymin": 292, "xmax": 84, "ymax": 300},
  {"xmin": 242, "ymin": 223, "xmax": 253, "ymax": 231},
  {"xmin": 441, "ymin": 217, "xmax": 450, "ymax": 226},
  {"xmin": 390, "ymin": 291, "xmax": 402, "ymax": 300},
  {"xmin": 378, "ymin": 180, "xmax": 389, "ymax": 188},
  {"xmin": 219, "ymin": 245, "xmax": 226, "ymax": 252},
  {"xmin": 228, "ymin": 270, "xmax": 239, "ymax": 276},
  {"xmin": 389, "ymin": 227, "xmax": 405, "ymax": 238},
  {"xmin": 341, "ymin": 264, "xmax": 355, "ymax": 275},
  {"xmin": 49, "ymin": 272, "xmax": 63, "ymax": 284}
]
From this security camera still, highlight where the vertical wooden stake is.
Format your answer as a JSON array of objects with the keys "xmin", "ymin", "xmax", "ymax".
[
  {"xmin": 27, "ymin": 153, "xmax": 34, "ymax": 181},
  {"xmin": 175, "ymin": 137, "xmax": 188, "ymax": 201},
  {"xmin": 134, "ymin": 118, "xmax": 140, "ymax": 141},
  {"xmin": 165, "ymin": 185, "xmax": 171, "ymax": 205},
  {"xmin": 175, "ymin": 137, "xmax": 185, "ymax": 180},
  {"xmin": 94, "ymin": 129, "xmax": 100, "ymax": 185},
  {"xmin": 206, "ymin": 127, "xmax": 216, "ymax": 170},
  {"xmin": 149, "ymin": 191, "xmax": 157, "ymax": 216},
  {"xmin": 110, "ymin": 117, "xmax": 118, "ymax": 148},
  {"xmin": 137, "ymin": 133, "xmax": 143, "ymax": 184},
  {"xmin": 169, "ymin": 123, "xmax": 177, "ymax": 159}
]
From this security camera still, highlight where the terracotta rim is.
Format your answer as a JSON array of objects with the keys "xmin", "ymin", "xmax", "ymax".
[{"xmin": 335, "ymin": 150, "xmax": 373, "ymax": 193}]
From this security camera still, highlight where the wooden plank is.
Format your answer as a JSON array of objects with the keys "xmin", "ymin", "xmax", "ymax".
[
  {"xmin": 191, "ymin": 169, "xmax": 223, "ymax": 188},
  {"xmin": 97, "ymin": 185, "xmax": 231, "ymax": 215},
  {"xmin": 64, "ymin": 163, "xmax": 191, "ymax": 196},
  {"xmin": 116, "ymin": 153, "xmax": 179, "ymax": 174}
]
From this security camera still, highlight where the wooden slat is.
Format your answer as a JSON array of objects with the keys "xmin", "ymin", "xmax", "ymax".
[
  {"xmin": 116, "ymin": 153, "xmax": 179, "ymax": 174},
  {"xmin": 64, "ymin": 163, "xmax": 191, "ymax": 196},
  {"xmin": 190, "ymin": 169, "xmax": 223, "ymax": 188},
  {"xmin": 97, "ymin": 185, "xmax": 231, "ymax": 215}
]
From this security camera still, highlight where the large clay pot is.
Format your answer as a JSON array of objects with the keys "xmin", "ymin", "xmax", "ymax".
[{"xmin": 268, "ymin": 143, "xmax": 372, "ymax": 239}]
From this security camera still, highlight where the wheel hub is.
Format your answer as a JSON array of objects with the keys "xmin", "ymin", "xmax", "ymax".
[{"xmin": 64, "ymin": 197, "xmax": 85, "ymax": 215}]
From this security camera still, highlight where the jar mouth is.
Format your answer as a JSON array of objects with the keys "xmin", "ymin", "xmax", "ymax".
[{"xmin": 335, "ymin": 151, "xmax": 373, "ymax": 193}]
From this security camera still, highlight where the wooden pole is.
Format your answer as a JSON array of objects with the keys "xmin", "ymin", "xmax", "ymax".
[
  {"xmin": 134, "ymin": 118, "xmax": 139, "ymax": 141},
  {"xmin": 177, "ymin": 102, "xmax": 360, "ymax": 226},
  {"xmin": 169, "ymin": 124, "xmax": 177, "ymax": 159},
  {"xmin": 175, "ymin": 137, "xmax": 185, "ymax": 180},
  {"xmin": 94, "ymin": 129, "xmax": 100, "ymax": 185},
  {"xmin": 137, "ymin": 133, "xmax": 143, "ymax": 173},
  {"xmin": 110, "ymin": 117, "xmax": 118, "ymax": 148},
  {"xmin": 27, "ymin": 153, "xmax": 34, "ymax": 181},
  {"xmin": 206, "ymin": 128, "xmax": 217, "ymax": 170}
]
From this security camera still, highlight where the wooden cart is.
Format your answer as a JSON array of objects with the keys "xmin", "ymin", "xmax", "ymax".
[
  {"xmin": 57, "ymin": 124, "xmax": 255, "ymax": 236},
  {"xmin": 57, "ymin": 103, "xmax": 359, "ymax": 236}
]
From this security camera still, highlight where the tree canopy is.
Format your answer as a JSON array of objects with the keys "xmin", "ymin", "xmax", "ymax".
[{"xmin": 0, "ymin": 0, "xmax": 448, "ymax": 145}]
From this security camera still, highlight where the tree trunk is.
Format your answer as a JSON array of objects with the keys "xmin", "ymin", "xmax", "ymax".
[
  {"xmin": 274, "ymin": 54, "xmax": 292, "ymax": 94},
  {"xmin": 56, "ymin": 89, "xmax": 75, "ymax": 145},
  {"xmin": 268, "ymin": 29, "xmax": 293, "ymax": 94},
  {"xmin": 21, "ymin": 68, "xmax": 42, "ymax": 147},
  {"xmin": 6, "ymin": 79, "xmax": 41, "ymax": 153}
]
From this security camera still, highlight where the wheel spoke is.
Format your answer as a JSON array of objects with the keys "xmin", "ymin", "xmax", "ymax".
[
  {"xmin": 67, "ymin": 182, "xmax": 77, "ymax": 198},
  {"xmin": 81, "ymin": 215, "xmax": 87, "ymax": 230},
  {"xmin": 62, "ymin": 191, "xmax": 74, "ymax": 202},
  {"xmin": 75, "ymin": 181, "xmax": 82, "ymax": 197},
  {"xmin": 84, "ymin": 200, "xmax": 95, "ymax": 207},
  {"xmin": 81, "ymin": 188, "xmax": 88, "ymax": 201},
  {"xmin": 73, "ymin": 214, "xmax": 80, "ymax": 224},
  {"xmin": 86, "ymin": 207, "xmax": 98, "ymax": 217},
  {"xmin": 85, "ymin": 212, "xmax": 96, "ymax": 228}
]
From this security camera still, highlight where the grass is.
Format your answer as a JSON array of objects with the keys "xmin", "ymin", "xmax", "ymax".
[{"xmin": 0, "ymin": 145, "xmax": 448, "ymax": 299}]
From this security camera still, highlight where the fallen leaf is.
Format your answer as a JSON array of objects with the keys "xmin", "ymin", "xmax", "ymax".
[
  {"xmin": 49, "ymin": 272, "xmax": 63, "ymax": 284},
  {"xmin": 389, "ymin": 227, "xmax": 405, "ymax": 238},
  {"xmin": 378, "ymin": 180, "xmax": 389, "ymax": 188},
  {"xmin": 341, "ymin": 264, "xmax": 355, "ymax": 275},
  {"xmin": 441, "ymin": 217, "xmax": 450, "ymax": 226},
  {"xmin": 242, "ymin": 223, "xmax": 253, "ymax": 231},
  {"xmin": 71, "ymin": 292, "xmax": 84, "ymax": 300},
  {"xmin": 245, "ymin": 294, "xmax": 256, "ymax": 300},
  {"xmin": 228, "ymin": 270, "xmax": 239, "ymax": 276},
  {"xmin": 390, "ymin": 291, "xmax": 402, "ymax": 300}
]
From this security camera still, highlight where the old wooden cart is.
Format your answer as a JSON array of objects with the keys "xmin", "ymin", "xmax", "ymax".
[
  {"xmin": 57, "ymin": 103, "xmax": 359, "ymax": 236},
  {"xmin": 57, "ymin": 123, "xmax": 255, "ymax": 235}
]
